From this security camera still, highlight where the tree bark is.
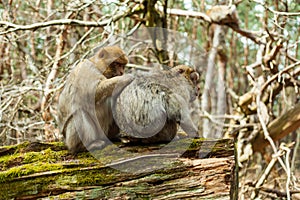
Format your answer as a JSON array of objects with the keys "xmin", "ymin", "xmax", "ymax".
[{"xmin": 0, "ymin": 138, "xmax": 237, "ymax": 199}]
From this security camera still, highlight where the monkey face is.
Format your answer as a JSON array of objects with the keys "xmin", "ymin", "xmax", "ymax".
[
  {"xmin": 103, "ymin": 62, "xmax": 126, "ymax": 78},
  {"xmin": 189, "ymin": 71, "xmax": 201, "ymax": 99},
  {"xmin": 89, "ymin": 46, "xmax": 128, "ymax": 78},
  {"xmin": 173, "ymin": 65, "xmax": 199, "ymax": 81},
  {"xmin": 172, "ymin": 65, "xmax": 200, "ymax": 101}
]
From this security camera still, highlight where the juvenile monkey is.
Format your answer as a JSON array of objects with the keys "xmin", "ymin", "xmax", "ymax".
[
  {"xmin": 58, "ymin": 46, "xmax": 133, "ymax": 154},
  {"xmin": 112, "ymin": 65, "xmax": 200, "ymax": 144}
]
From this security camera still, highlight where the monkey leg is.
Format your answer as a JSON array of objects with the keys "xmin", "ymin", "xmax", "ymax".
[
  {"xmin": 64, "ymin": 121, "xmax": 86, "ymax": 154},
  {"xmin": 68, "ymin": 110, "xmax": 106, "ymax": 153},
  {"xmin": 86, "ymin": 140, "xmax": 106, "ymax": 152}
]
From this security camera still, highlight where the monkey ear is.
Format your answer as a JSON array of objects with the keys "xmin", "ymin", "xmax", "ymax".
[
  {"xmin": 190, "ymin": 72, "xmax": 200, "ymax": 83},
  {"xmin": 98, "ymin": 48, "xmax": 108, "ymax": 59}
]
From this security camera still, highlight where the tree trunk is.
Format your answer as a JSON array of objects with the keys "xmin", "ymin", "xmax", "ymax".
[
  {"xmin": 0, "ymin": 138, "xmax": 237, "ymax": 199},
  {"xmin": 201, "ymin": 25, "xmax": 227, "ymax": 138}
]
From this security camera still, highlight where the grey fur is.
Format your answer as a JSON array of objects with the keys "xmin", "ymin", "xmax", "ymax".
[{"xmin": 112, "ymin": 66, "xmax": 199, "ymax": 143}]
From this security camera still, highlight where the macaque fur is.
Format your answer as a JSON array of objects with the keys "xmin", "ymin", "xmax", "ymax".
[
  {"xmin": 112, "ymin": 65, "xmax": 200, "ymax": 144},
  {"xmin": 58, "ymin": 46, "xmax": 132, "ymax": 154}
]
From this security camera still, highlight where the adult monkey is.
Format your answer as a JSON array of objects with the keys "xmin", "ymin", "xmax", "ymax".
[
  {"xmin": 58, "ymin": 46, "xmax": 133, "ymax": 154},
  {"xmin": 112, "ymin": 65, "xmax": 200, "ymax": 144}
]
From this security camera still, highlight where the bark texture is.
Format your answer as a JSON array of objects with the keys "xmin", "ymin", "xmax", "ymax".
[{"xmin": 0, "ymin": 138, "xmax": 236, "ymax": 199}]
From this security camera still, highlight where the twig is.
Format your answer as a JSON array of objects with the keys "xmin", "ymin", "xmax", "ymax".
[
  {"xmin": 228, "ymin": 25, "xmax": 263, "ymax": 44},
  {"xmin": 291, "ymin": 130, "xmax": 300, "ymax": 172},
  {"xmin": 0, "ymin": 3, "xmax": 138, "ymax": 35},
  {"xmin": 158, "ymin": 5, "xmax": 263, "ymax": 44},
  {"xmin": 281, "ymin": 143, "xmax": 294, "ymax": 200},
  {"xmin": 60, "ymin": 26, "xmax": 95, "ymax": 61},
  {"xmin": 251, "ymin": 80, "xmax": 297, "ymax": 199},
  {"xmin": 256, "ymin": 85, "xmax": 287, "ymax": 171},
  {"xmin": 41, "ymin": 27, "xmax": 67, "ymax": 123},
  {"xmin": 126, "ymin": 63, "xmax": 152, "ymax": 71},
  {"xmin": 249, "ymin": 184, "xmax": 300, "ymax": 198},
  {"xmin": 201, "ymin": 111, "xmax": 242, "ymax": 127},
  {"xmin": 161, "ymin": 6, "xmax": 212, "ymax": 22},
  {"xmin": 260, "ymin": 61, "xmax": 300, "ymax": 93},
  {"xmin": 251, "ymin": 148, "xmax": 284, "ymax": 198},
  {"xmin": 251, "ymin": 0, "xmax": 300, "ymax": 16}
]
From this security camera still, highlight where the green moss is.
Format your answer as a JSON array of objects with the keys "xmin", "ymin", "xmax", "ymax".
[
  {"xmin": 23, "ymin": 148, "xmax": 68, "ymax": 163},
  {"xmin": 48, "ymin": 141, "xmax": 66, "ymax": 147},
  {"xmin": 15, "ymin": 141, "xmax": 31, "ymax": 152},
  {"xmin": 76, "ymin": 168, "xmax": 118, "ymax": 186},
  {"xmin": 188, "ymin": 138, "xmax": 205, "ymax": 149},
  {"xmin": 0, "ymin": 175, "xmax": 60, "ymax": 199},
  {"xmin": 0, "ymin": 147, "xmax": 73, "ymax": 183},
  {"xmin": 55, "ymin": 192, "xmax": 74, "ymax": 199},
  {"xmin": 0, "ymin": 147, "xmax": 70, "ymax": 172},
  {"xmin": 0, "ymin": 162, "xmax": 64, "ymax": 183},
  {"xmin": 0, "ymin": 141, "xmax": 30, "ymax": 155},
  {"xmin": 0, "ymin": 153, "xmax": 22, "ymax": 166}
]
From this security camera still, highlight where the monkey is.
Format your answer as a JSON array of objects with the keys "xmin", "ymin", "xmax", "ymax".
[
  {"xmin": 89, "ymin": 46, "xmax": 128, "ymax": 78},
  {"xmin": 58, "ymin": 46, "xmax": 133, "ymax": 154},
  {"xmin": 111, "ymin": 65, "xmax": 200, "ymax": 144}
]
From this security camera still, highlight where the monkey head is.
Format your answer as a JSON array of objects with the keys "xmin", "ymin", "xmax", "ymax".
[
  {"xmin": 172, "ymin": 65, "xmax": 200, "ymax": 100},
  {"xmin": 89, "ymin": 46, "xmax": 128, "ymax": 78}
]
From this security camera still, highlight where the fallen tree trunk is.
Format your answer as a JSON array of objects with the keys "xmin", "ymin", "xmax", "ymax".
[
  {"xmin": 0, "ymin": 138, "xmax": 237, "ymax": 199},
  {"xmin": 252, "ymin": 103, "xmax": 300, "ymax": 152}
]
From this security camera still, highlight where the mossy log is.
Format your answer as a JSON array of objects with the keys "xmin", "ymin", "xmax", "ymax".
[{"xmin": 0, "ymin": 138, "xmax": 237, "ymax": 199}]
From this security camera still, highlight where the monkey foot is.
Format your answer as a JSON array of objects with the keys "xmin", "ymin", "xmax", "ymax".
[{"xmin": 87, "ymin": 140, "xmax": 106, "ymax": 152}]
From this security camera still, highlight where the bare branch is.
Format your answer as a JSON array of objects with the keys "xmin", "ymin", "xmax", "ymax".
[
  {"xmin": 261, "ymin": 61, "xmax": 300, "ymax": 93},
  {"xmin": 159, "ymin": 5, "xmax": 263, "ymax": 44},
  {"xmin": 162, "ymin": 6, "xmax": 211, "ymax": 22},
  {"xmin": 0, "ymin": 3, "xmax": 139, "ymax": 35},
  {"xmin": 252, "ymin": 0, "xmax": 300, "ymax": 16},
  {"xmin": 252, "ymin": 103, "xmax": 300, "ymax": 152}
]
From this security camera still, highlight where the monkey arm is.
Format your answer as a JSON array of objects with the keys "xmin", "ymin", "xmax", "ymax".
[
  {"xmin": 95, "ymin": 74, "xmax": 134, "ymax": 103},
  {"xmin": 173, "ymin": 94, "xmax": 199, "ymax": 138},
  {"xmin": 179, "ymin": 114, "xmax": 199, "ymax": 138},
  {"xmin": 60, "ymin": 113, "xmax": 73, "ymax": 138}
]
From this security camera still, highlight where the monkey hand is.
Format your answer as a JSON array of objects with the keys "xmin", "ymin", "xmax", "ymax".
[
  {"xmin": 111, "ymin": 74, "xmax": 135, "ymax": 98},
  {"xmin": 95, "ymin": 74, "xmax": 134, "ymax": 102}
]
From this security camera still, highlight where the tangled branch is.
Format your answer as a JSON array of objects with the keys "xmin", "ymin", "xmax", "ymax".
[{"xmin": 0, "ymin": 3, "xmax": 141, "ymax": 35}]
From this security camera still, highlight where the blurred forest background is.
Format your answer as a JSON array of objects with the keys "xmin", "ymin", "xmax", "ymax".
[{"xmin": 0, "ymin": 0, "xmax": 299, "ymax": 199}]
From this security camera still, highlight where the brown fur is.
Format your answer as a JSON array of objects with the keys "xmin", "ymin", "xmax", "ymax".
[{"xmin": 58, "ymin": 46, "xmax": 132, "ymax": 154}]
